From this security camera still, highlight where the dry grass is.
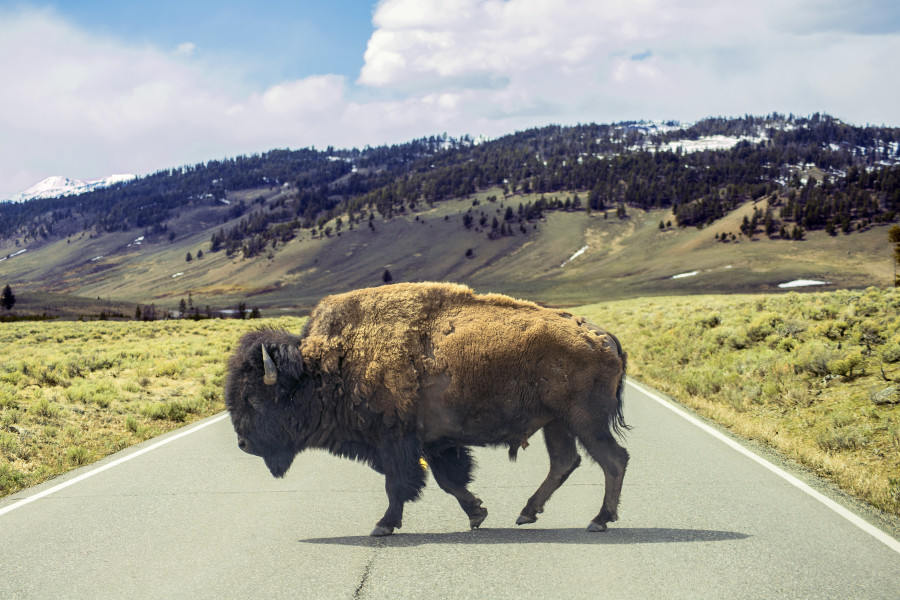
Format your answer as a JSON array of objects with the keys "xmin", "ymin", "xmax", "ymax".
[
  {"xmin": 0, "ymin": 316, "xmax": 305, "ymax": 498},
  {"xmin": 574, "ymin": 287, "xmax": 900, "ymax": 517}
]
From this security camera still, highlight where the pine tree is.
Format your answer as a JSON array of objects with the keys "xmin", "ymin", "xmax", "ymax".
[
  {"xmin": 382, "ymin": 269, "xmax": 393, "ymax": 284},
  {"xmin": 0, "ymin": 284, "xmax": 16, "ymax": 311},
  {"xmin": 1, "ymin": 284, "xmax": 14, "ymax": 311}
]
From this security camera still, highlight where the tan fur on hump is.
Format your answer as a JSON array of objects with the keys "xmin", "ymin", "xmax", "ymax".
[{"xmin": 299, "ymin": 282, "xmax": 616, "ymax": 417}]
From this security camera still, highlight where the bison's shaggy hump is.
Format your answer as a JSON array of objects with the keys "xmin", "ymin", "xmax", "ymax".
[{"xmin": 299, "ymin": 282, "xmax": 619, "ymax": 419}]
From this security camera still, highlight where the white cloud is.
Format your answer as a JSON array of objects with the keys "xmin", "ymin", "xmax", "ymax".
[
  {"xmin": 174, "ymin": 42, "xmax": 196, "ymax": 57},
  {"xmin": 260, "ymin": 75, "xmax": 346, "ymax": 116},
  {"xmin": 1, "ymin": 1, "xmax": 899, "ymax": 199},
  {"xmin": 0, "ymin": 9, "xmax": 357, "ymax": 198}
]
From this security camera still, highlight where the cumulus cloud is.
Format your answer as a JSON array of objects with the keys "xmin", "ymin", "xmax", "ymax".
[
  {"xmin": 260, "ymin": 75, "xmax": 346, "ymax": 116},
  {"xmin": 0, "ymin": 9, "xmax": 357, "ymax": 197},
  {"xmin": 174, "ymin": 42, "xmax": 196, "ymax": 57},
  {"xmin": 1, "ymin": 1, "xmax": 899, "ymax": 199},
  {"xmin": 360, "ymin": 0, "xmax": 900, "ymax": 126}
]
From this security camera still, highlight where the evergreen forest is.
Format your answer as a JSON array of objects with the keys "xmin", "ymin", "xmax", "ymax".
[{"xmin": 2, "ymin": 113, "xmax": 899, "ymax": 259}]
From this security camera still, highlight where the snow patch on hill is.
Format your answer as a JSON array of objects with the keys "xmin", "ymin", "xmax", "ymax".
[
  {"xmin": 561, "ymin": 245, "xmax": 588, "ymax": 267},
  {"xmin": 778, "ymin": 280, "xmax": 830, "ymax": 288}
]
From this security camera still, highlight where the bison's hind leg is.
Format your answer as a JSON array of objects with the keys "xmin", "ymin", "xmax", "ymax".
[
  {"xmin": 425, "ymin": 446, "xmax": 488, "ymax": 529},
  {"xmin": 572, "ymin": 425, "xmax": 628, "ymax": 532},
  {"xmin": 516, "ymin": 420, "xmax": 581, "ymax": 526}
]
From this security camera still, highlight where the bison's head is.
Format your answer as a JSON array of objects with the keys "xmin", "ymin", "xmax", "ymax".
[{"xmin": 225, "ymin": 328, "xmax": 307, "ymax": 478}]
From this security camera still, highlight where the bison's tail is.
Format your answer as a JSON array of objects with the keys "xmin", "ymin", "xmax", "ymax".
[{"xmin": 608, "ymin": 333, "xmax": 630, "ymax": 439}]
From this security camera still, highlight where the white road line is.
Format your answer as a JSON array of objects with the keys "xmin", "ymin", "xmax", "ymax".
[
  {"xmin": 0, "ymin": 413, "xmax": 230, "ymax": 518},
  {"xmin": 626, "ymin": 379, "xmax": 900, "ymax": 555}
]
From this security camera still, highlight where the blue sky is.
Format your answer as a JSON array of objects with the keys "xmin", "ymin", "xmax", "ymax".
[
  {"xmin": 48, "ymin": 0, "xmax": 376, "ymax": 88},
  {"xmin": 1, "ymin": 0, "xmax": 900, "ymax": 199}
]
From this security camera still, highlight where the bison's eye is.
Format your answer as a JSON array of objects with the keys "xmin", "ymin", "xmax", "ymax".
[{"xmin": 246, "ymin": 394, "xmax": 262, "ymax": 410}]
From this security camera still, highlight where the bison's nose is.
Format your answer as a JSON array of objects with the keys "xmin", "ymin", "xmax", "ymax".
[{"xmin": 238, "ymin": 437, "xmax": 248, "ymax": 451}]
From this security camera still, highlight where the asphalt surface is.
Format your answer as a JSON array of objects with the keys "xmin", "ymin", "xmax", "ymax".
[{"xmin": 1, "ymin": 381, "xmax": 899, "ymax": 599}]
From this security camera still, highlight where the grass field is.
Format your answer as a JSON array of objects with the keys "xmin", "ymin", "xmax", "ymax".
[
  {"xmin": 574, "ymin": 287, "xmax": 900, "ymax": 518},
  {"xmin": 2, "ymin": 288, "xmax": 900, "ymax": 524}
]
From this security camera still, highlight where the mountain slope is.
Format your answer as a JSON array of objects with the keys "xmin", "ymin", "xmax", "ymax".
[
  {"xmin": 1, "ymin": 114, "xmax": 899, "ymax": 311},
  {"xmin": 0, "ymin": 184, "xmax": 892, "ymax": 313}
]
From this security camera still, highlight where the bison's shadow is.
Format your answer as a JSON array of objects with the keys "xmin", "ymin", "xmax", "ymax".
[{"xmin": 300, "ymin": 527, "xmax": 749, "ymax": 547}]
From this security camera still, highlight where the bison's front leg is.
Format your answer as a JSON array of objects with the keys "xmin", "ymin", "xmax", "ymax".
[
  {"xmin": 371, "ymin": 436, "xmax": 427, "ymax": 537},
  {"xmin": 425, "ymin": 446, "xmax": 488, "ymax": 529}
]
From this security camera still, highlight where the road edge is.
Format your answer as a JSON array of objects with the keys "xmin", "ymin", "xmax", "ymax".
[
  {"xmin": 626, "ymin": 379, "xmax": 900, "ymax": 555},
  {"xmin": 0, "ymin": 411, "xmax": 230, "ymax": 517}
]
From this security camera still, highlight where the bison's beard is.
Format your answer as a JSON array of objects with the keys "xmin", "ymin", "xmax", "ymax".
[{"xmin": 263, "ymin": 451, "xmax": 296, "ymax": 478}]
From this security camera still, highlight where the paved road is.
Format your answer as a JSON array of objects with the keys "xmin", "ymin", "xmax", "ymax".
[{"xmin": 2, "ymin": 381, "xmax": 899, "ymax": 599}]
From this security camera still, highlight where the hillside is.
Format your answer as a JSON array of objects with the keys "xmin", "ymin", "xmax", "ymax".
[
  {"xmin": 1, "ymin": 113, "xmax": 899, "ymax": 312},
  {"xmin": 0, "ymin": 185, "xmax": 894, "ymax": 314}
]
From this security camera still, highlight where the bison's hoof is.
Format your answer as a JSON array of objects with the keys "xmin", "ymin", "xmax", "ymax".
[
  {"xmin": 587, "ymin": 520, "xmax": 608, "ymax": 532},
  {"xmin": 370, "ymin": 525, "xmax": 395, "ymax": 537},
  {"xmin": 516, "ymin": 514, "xmax": 537, "ymax": 526},
  {"xmin": 469, "ymin": 507, "xmax": 488, "ymax": 529}
]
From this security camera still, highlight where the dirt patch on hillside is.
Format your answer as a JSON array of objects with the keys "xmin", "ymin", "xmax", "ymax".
[{"xmin": 585, "ymin": 220, "xmax": 635, "ymax": 256}]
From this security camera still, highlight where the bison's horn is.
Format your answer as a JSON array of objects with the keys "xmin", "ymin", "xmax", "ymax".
[{"xmin": 261, "ymin": 345, "xmax": 277, "ymax": 386}]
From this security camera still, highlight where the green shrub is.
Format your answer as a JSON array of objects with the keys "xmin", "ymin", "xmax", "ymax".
[
  {"xmin": 66, "ymin": 446, "xmax": 90, "ymax": 465},
  {"xmin": 777, "ymin": 337, "xmax": 797, "ymax": 352},
  {"xmin": 121, "ymin": 381, "xmax": 141, "ymax": 394},
  {"xmin": 65, "ymin": 380, "xmax": 118, "ymax": 408},
  {"xmin": 1, "ymin": 409, "xmax": 21, "ymax": 427},
  {"xmin": 854, "ymin": 320, "xmax": 885, "ymax": 351},
  {"xmin": 816, "ymin": 424, "xmax": 871, "ymax": 451},
  {"xmin": 827, "ymin": 350, "xmax": 865, "ymax": 378},
  {"xmin": 0, "ymin": 463, "xmax": 27, "ymax": 494},
  {"xmin": 0, "ymin": 383, "xmax": 19, "ymax": 409},
  {"xmin": 726, "ymin": 328, "xmax": 751, "ymax": 350},
  {"xmin": 0, "ymin": 432, "xmax": 19, "ymax": 456},
  {"xmin": 32, "ymin": 398, "xmax": 61, "ymax": 419},
  {"xmin": 199, "ymin": 385, "xmax": 221, "ymax": 403},
  {"xmin": 882, "ymin": 344, "xmax": 900, "ymax": 364},
  {"xmin": 155, "ymin": 360, "xmax": 184, "ymax": 377},
  {"xmin": 35, "ymin": 366, "xmax": 70, "ymax": 387},
  {"xmin": 825, "ymin": 320, "xmax": 850, "ymax": 340},
  {"xmin": 125, "ymin": 416, "xmax": 140, "ymax": 433},
  {"xmin": 143, "ymin": 398, "xmax": 201, "ymax": 422},
  {"xmin": 697, "ymin": 314, "xmax": 720, "ymax": 328},
  {"xmin": 747, "ymin": 312, "xmax": 781, "ymax": 342},
  {"xmin": 792, "ymin": 340, "xmax": 840, "ymax": 376}
]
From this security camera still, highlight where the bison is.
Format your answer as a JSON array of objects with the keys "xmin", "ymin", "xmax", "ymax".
[{"xmin": 225, "ymin": 282, "xmax": 628, "ymax": 536}]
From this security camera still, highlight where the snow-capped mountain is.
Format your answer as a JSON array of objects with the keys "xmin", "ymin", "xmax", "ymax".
[{"xmin": 6, "ymin": 174, "xmax": 136, "ymax": 203}]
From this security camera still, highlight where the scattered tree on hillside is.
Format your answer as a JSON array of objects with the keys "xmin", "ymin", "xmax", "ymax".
[
  {"xmin": 382, "ymin": 269, "xmax": 393, "ymax": 284},
  {"xmin": 3, "ymin": 115, "xmax": 900, "ymax": 258},
  {"xmin": 1, "ymin": 284, "xmax": 15, "ymax": 311},
  {"xmin": 186, "ymin": 251, "xmax": 193, "ymax": 262}
]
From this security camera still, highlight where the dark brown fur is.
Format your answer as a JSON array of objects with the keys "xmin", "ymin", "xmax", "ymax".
[{"xmin": 225, "ymin": 283, "xmax": 629, "ymax": 536}]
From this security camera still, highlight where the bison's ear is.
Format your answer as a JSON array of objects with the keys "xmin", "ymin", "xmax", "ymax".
[{"xmin": 261, "ymin": 344, "xmax": 277, "ymax": 386}]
